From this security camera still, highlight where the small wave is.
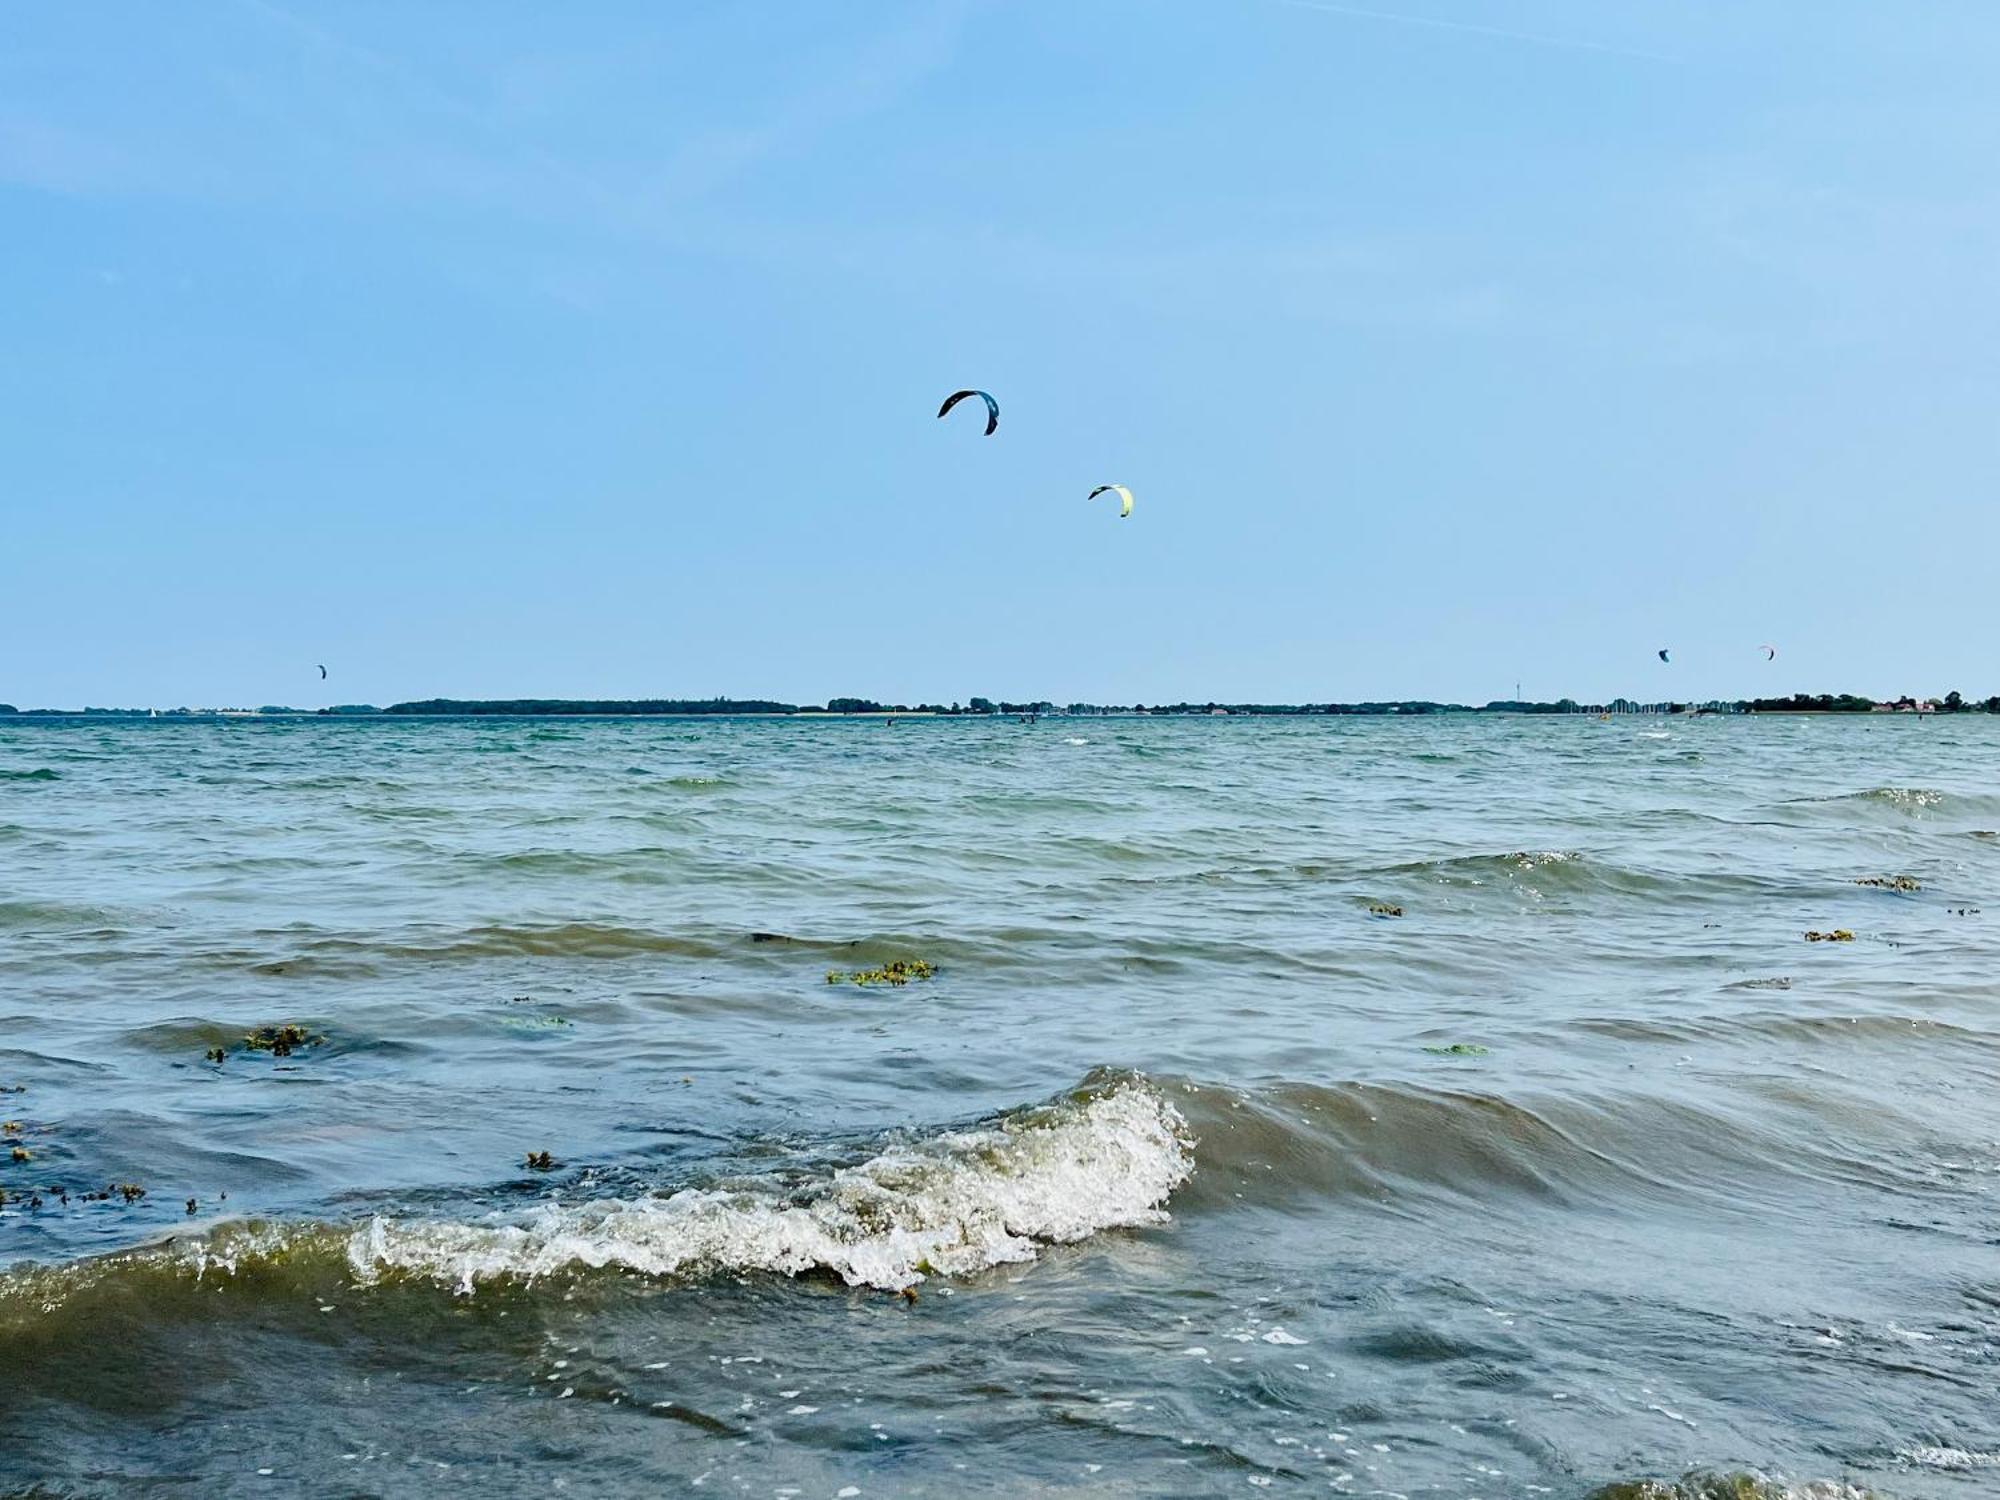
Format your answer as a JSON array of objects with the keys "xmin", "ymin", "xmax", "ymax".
[
  {"xmin": 344, "ymin": 1077, "xmax": 1188, "ymax": 1293},
  {"xmin": 483, "ymin": 848, "xmax": 676, "ymax": 876},
  {"xmin": 1368, "ymin": 849, "xmax": 1633, "ymax": 900},
  {"xmin": 1589, "ymin": 1475, "xmax": 1877, "ymax": 1499},
  {"xmin": 1379, "ymin": 849, "xmax": 1581, "ymax": 881},
  {"xmin": 1170, "ymin": 1072, "xmax": 1948, "ymax": 1216},
  {"xmin": 1898, "ymin": 1445, "xmax": 2000, "ymax": 1470},
  {"xmin": 0, "ymin": 899, "xmax": 123, "ymax": 931},
  {"xmin": 1361, "ymin": 848, "xmax": 1813, "ymax": 907},
  {"xmin": 1789, "ymin": 786, "xmax": 1972, "ymax": 818},
  {"xmin": 0, "ymin": 767, "xmax": 60, "ymax": 782},
  {"xmin": 1856, "ymin": 787, "xmax": 1944, "ymax": 808},
  {"xmin": 209, "ymin": 922, "xmax": 937, "ymax": 973},
  {"xmin": 220, "ymin": 922, "xmax": 729, "ymax": 969},
  {"xmin": 1573, "ymin": 1010, "xmax": 2000, "ymax": 1057}
]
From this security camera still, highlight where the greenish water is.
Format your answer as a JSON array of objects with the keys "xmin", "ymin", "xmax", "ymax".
[{"xmin": 1, "ymin": 715, "xmax": 1997, "ymax": 1497}]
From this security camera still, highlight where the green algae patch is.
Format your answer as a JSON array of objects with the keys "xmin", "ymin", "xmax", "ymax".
[
  {"xmin": 1854, "ymin": 875, "xmax": 1921, "ymax": 892},
  {"xmin": 1423, "ymin": 1043, "xmax": 1489, "ymax": 1057},
  {"xmin": 1589, "ymin": 1474, "xmax": 1877, "ymax": 1500},
  {"xmin": 241, "ymin": 1023, "xmax": 327, "ymax": 1058},
  {"xmin": 524, "ymin": 1150, "xmax": 557, "ymax": 1172},
  {"xmin": 826, "ymin": 958, "xmax": 937, "ymax": 988},
  {"xmin": 1804, "ymin": 930, "xmax": 1855, "ymax": 943},
  {"xmin": 199, "ymin": 1025, "xmax": 327, "ymax": 1060},
  {"xmin": 501, "ymin": 994, "xmax": 573, "ymax": 1032}
]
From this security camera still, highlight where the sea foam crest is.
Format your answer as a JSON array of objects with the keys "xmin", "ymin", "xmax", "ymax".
[
  {"xmin": 1898, "ymin": 1445, "xmax": 2000, "ymax": 1470},
  {"xmin": 345, "ymin": 1081, "xmax": 1191, "ymax": 1294}
]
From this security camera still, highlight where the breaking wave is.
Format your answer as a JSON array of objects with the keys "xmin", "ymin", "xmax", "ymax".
[
  {"xmin": 344, "ymin": 1076, "xmax": 1189, "ymax": 1293},
  {"xmin": 1897, "ymin": 1444, "xmax": 2000, "ymax": 1470},
  {"xmin": 2, "ymin": 1075, "xmax": 1191, "ymax": 1321},
  {"xmin": 1588, "ymin": 1476, "xmax": 1879, "ymax": 1500}
]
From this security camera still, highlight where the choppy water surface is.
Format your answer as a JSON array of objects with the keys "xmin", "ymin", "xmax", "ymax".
[{"xmin": 2, "ymin": 715, "xmax": 1997, "ymax": 1497}]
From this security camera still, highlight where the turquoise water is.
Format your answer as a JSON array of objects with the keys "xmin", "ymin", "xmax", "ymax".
[{"xmin": 2, "ymin": 715, "xmax": 1997, "ymax": 1497}]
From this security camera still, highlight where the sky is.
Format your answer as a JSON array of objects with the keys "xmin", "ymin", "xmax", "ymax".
[{"xmin": 3, "ymin": 1, "xmax": 1998, "ymax": 709}]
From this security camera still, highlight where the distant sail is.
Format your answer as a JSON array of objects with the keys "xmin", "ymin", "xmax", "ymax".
[{"xmin": 1657, "ymin": 649, "xmax": 1671, "ymax": 664}]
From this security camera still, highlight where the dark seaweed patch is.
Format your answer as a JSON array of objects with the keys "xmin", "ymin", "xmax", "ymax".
[{"xmin": 240, "ymin": 1024, "xmax": 327, "ymax": 1058}]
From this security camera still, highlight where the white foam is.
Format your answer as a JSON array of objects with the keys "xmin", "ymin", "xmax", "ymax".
[
  {"xmin": 1899, "ymin": 1445, "xmax": 2000, "ymax": 1470},
  {"xmin": 344, "ymin": 1081, "xmax": 1191, "ymax": 1294}
]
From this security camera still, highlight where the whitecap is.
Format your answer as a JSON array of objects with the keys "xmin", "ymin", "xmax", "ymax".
[
  {"xmin": 1899, "ymin": 1445, "xmax": 2000, "ymax": 1469},
  {"xmin": 343, "ymin": 1080, "xmax": 1192, "ymax": 1294}
]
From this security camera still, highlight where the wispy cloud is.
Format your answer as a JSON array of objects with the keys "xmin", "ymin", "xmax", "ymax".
[{"xmin": 1274, "ymin": 0, "xmax": 1680, "ymax": 64}]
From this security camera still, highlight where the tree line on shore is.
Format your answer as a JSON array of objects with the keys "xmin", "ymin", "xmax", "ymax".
[{"xmin": 7, "ymin": 693, "xmax": 2000, "ymax": 718}]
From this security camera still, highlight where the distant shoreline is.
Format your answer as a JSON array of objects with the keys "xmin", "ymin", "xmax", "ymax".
[{"xmin": 3, "ymin": 694, "xmax": 1993, "ymax": 720}]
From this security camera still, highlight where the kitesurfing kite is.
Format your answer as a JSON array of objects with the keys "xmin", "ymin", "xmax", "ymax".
[
  {"xmin": 317, "ymin": 664, "xmax": 328, "ymax": 680},
  {"xmin": 1658, "ymin": 649, "xmax": 1671, "ymax": 664},
  {"xmin": 1088, "ymin": 484, "xmax": 1134, "ymax": 519},
  {"xmin": 1759, "ymin": 645, "xmax": 1777, "ymax": 661},
  {"xmin": 937, "ymin": 389, "xmax": 998, "ymax": 436}
]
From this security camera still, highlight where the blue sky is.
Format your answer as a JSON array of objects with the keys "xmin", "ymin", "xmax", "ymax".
[{"xmin": 4, "ymin": 1, "xmax": 1997, "ymax": 708}]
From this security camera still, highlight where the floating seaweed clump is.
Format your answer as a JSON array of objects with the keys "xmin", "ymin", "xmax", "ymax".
[
  {"xmin": 524, "ymin": 1150, "xmax": 556, "ymax": 1171},
  {"xmin": 1368, "ymin": 903, "xmax": 1404, "ymax": 918},
  {"xmin": 1804, "ymin": 930, "xmax": 1856, "ymax": 943},
  {"xmin": 1854, "ymin": 876, "xmax": 1921, "ymax": 892},
  {"xmin": 73, "ymin": 1182, "xmax": 145, "ymax": 1204},
  {"xmin": 1590, "ymin": 1473, "xmax": 1877, "ymax": 1499},
  {"xmin": 1424, "ymin": 1043, "xmax": 1489, "ymax": 1056},
  {"xmin": 826, "ymin": 958, "xmax": 937, "ymax": 987},
  {"xmin": 240, "ymin": 1024, "xmax": 327, "ymax": 1057},
  {"xmin": 8, "ymin": 1146, "xmax": 30, "ymax": 1163}
]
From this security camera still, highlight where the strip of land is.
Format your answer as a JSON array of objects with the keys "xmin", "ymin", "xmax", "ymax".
[{"xmin": 4, "ymin": 694, "xmax": 1993, "ymax": 719}]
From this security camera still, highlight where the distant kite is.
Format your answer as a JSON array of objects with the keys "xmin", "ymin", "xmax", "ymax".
[
  {"xmin": 317, "ymin": 664, "xmax": 328, "ymax": 680},
  {"xmin": 1759, "ymin": 645, "xmax": 1777, "ymax": 661},
  {"xmin": 1088, "ymin": 484, "xmax": 1134, "ymax": 519},
  {"xmin": 1658, "ymin": 649, "xmax": 1671, "ymax": 664},
  {"xmin": 937, "ymin": 389, "xmax": 998, "ymax": 436}
]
